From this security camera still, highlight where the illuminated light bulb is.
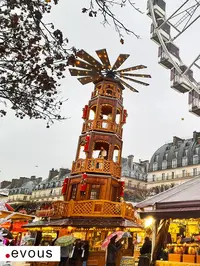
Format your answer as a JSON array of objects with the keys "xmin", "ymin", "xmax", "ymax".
[{"xmin": 144, "ymin": 217, "xmax": 154, "ymax": 228}]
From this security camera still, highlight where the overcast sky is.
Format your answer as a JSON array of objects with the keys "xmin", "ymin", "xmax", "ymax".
[{"xmin": 0, "ymin": 0, "xmax": 199, "ymax": 181}]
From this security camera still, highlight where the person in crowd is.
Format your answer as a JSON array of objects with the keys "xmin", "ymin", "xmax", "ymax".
[
  {"xmin": 69, "ymin": 239, "xmax": 82, "ymax": 266},
  {"xmin": 138, "ymin": 237, "xmax": 152, "ymax": 266},
  {"xmin": 59, "ymin": 244, "xmax": 73, "ymax": 266},
  {"xmin": 140, "ymin": 237, "xmax": 152, "ymax": 255},
  {"xmin": 106, "ymin": 235, "xmax": 123, "ymax": 266},
  {"xmin": 81, "ymin": 240, "xmax": 89, "ymax": 266}
]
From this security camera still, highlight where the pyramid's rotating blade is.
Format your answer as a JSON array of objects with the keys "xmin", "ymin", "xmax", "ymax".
[
  {"xmin": 121, "ymin": 73, "xmax": 151, "ymax": 78},
  {"xmin": 73, "ymin": 59, "xmax": 95, "ymax": 70},
  {"xmin": 120, "ymin": 75, "xmax": 150, "ymax": 86},
  {"xmin": 112, "ymin": 54, "xmax": 130, "ymax": 71},
  {"xmin": 118, "ymin": 65, "xmax": 147, "ymax": 73},
  {"xmin": 76, "ymin": 49, "xmax": 103, "ymax": 70},
  {"xmin": 78, "ymin": 75, "xmax": 101, "ymax": 85},
  {"xmin": 117, "ymin": 78, "xmax": 139, "ymax": 93},
  {"xmin": 96, "ymin": 49, "xmax": 111, "ymax": 69},
  {"xmin": 69, "ymin": 68, "xmax": 100, "ymax": 77}
]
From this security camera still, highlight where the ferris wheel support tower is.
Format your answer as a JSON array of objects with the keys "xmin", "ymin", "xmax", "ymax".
[{"xmin": 147, "ymin": 0, "xmax": 200, "ymax": 116}]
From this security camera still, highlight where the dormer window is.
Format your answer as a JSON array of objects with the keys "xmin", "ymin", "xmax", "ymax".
[
  {"xmin": 153, "ymin": 162, "xmax": 158, "ymax": 171},
  {"xmin": 155, "ymin": 155, "xmax": 159, "ymax": 162},
  {"xmin": 182, "ymin": 157, "xmax": 188, "ymax": 166},
  {"xmin": 172, "ymin": 158, "xmax": 177, "ymax": 168},
  {"xmin": 193, "ymin": 155, "xmax": 198, "ymax": 164},
  {"xmin": 162, "ymin": 160, "xmax": 167, "ymax": 170},
  {"xmin": 195, "ymin": 147, "xmax": 199, "ymax": 155},
  {"xmin": 183, "ymin": 149, "xmax": 188, "ymax": 156}
]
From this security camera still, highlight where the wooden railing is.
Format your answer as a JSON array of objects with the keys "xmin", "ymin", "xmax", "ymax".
[
  {"xmin": 82, "ymin": 119, "xmax": 123, "ymax": 137},
  {"xmin": 71, "ymin": 159, "xmax": 121, "ymax": 179},
  {"xmin": 36, "ymin": 209, "xmax": 55, "ymax": 217},
  {"xmin": 36, "ymin": 200, "xmax": 137, "ymax": 222}
]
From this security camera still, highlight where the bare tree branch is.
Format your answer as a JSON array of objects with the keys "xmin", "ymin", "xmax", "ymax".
[
  {"xmin": 82, "ymin": 0, "xmax": 143, "ymax": 40},
  {"xmin": 0, "ymin": 0, "xmax": 76, "ymax": 126}
]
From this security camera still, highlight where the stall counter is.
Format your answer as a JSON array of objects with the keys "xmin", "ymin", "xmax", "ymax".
[{"xmin": 156, "ymin": 260, "xmax": 200, "ymax": 266}]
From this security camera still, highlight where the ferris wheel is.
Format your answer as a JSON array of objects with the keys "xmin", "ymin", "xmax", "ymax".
[{"xmin": 147, "ymin": 0, "xmax": 200, "ymax": 116}]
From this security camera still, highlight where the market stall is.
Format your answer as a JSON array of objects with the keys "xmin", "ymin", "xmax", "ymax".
[
  {"xmin": 0, "ymin": 207, "xmax": 35, "ymax": 245},
  {"xmin": 136, "ymin": 176, "xmax": 200, "ymax": 266}
]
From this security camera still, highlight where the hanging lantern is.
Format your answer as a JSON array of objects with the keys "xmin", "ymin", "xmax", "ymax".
[
  {"xmin": 122, "ymin": 109, "xmax": 128, "ymax": 124},
  {"xmin": 80, "ymin": 173, "xmax": 88, "ymax": 195},
  {"xmin": 84, "ymin": 135, "xmax": 90, "ymax": 152},
  {"xmin": 82, "ymin": 173, "xmax": 88, "ymax": 180},
  {"xmin": 61, "ymin": 178, "xmax": 69, "ymax": 195},
  {"xmin": 82, "ymin": 105, "xmax": 88, "ymax": 120},
  {"xmin": 119, "ymin": 180, "xmax": 125, "ymax": 197}
]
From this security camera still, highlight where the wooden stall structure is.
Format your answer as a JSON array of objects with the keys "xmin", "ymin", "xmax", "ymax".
[
  {"xmin": 26, "ymin": 49, "xmax": 150, "ymax": 266},
  {"xmin": 0, "ymin": 209, "xmax": 35, "ymax": 244},
  {"xmin": 136, "ymin": 176, "xmax": 200, "ymax": 266}
]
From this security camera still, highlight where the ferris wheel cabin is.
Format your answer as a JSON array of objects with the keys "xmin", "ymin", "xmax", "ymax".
[
  {"xmin": 147, "ymin": 0, "xmax": 166, "ymax": 19},
  {"xmin": 170, "ymin": 65, "xmax": 194, "ymax": 94},
  {"xmin": 158, "ymin": 42, "xmax": 180, "ymax": 69},
  {"xmin": 189, "ymin": 90, "xmax": 200, "ymax": 117},
  {"xmin": 150, "ymin": 18, "xmax": 170, "ymax": 45}
]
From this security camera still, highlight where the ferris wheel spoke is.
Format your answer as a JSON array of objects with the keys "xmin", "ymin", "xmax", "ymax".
[
  {"xmin": 172, "ymin": 14, "xmax": 200, "ymax": 41},
  {"xmin": 185, "ymin": 54, "xmax": 200, "ymax": 75}
]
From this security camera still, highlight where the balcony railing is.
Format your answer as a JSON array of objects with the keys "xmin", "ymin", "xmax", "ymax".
[
  {"xmin": 36, "ymin": 200, "xmax": 137, "ymax": 222},
  {"xmin": 149, "ymin": 172, "xmax": 200, "ymax": 183},
  {"xmin": 82, "ymin": 119, "xmax": 123, "ymax": 137},
  {"xmin": 71, "ymin": 159, "xmax": 121, "ymax": 179}
]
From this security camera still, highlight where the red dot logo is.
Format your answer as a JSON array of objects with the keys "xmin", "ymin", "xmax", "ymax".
[{"xmin": 5, "ymin": 254, "xmax": 10, "ymax": 258}]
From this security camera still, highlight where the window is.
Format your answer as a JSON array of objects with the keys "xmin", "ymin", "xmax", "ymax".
[
  {"xmin": 193, "ymin": 168, "xmax": 197, "ymax": 176},
  {"xmin": 90, "ymin": 185, "xmax": 100, "ymax": 200},
  {"xmin": 155, "ymin": 155, "xmax": 159, "ymax": 162},
  {"xmin": 175, "ymin": 151, "xmax": 178, "ymax": 158},
  {"xmin": 162, "ymin": 173, "xmax": 165, "ymax": 180},
  {"xmin": 193, "ymin": 155, "xmax": 198, "ymax": 164},
  {"xmin": 172, "ymin": 159, "xmax": 177, "ymax": 168},
  {"xmin": 153, "ymin": 162, "xmax": 158, "ymax": 171},
  {"xmin": 162, "ymin": 160, "xmax": 167, "ymax": 170},
  {"xmin": 166, "ymin": 174, "xmax": 169, "ymax": 180},
  {"xmin": 182, "ymin": 170, "xmax": 186, "ymax": 177},
  {"xmin": 182, "ymin": 157, "xmax": 188, "ymax": 166},
  {"xmin": 70, "ymin": 184, "xmax": 77, "ymax": 200},
  {"xmin": 152, "ymin": 175, "xmax": 156, "ymax": 182},
  {"xmin": 172, "ymin": 172, "xmax": 174, "ymax": 179},
  {"xmin": 195, "ymin": 147, "xmax": 199, "ymax": 155}
]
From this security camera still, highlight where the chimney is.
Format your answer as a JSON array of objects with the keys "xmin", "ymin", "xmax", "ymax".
[
  {"xmin": 127, "ymin": 155, "xmax": 134, "ymax": 171},
  {"xmin": 173, "ymin": 136, "xmax": 183, "ymax": 145},
  {"xmin": 193, "ymin": 131, "xmax": 200, "ymax": 141},
  {"xmin": 30, "ymin": 176, "xmax": 36, "ymax": 180},
  {"xmin": 58, "ymin": 168, "xmax": 70, "ymax": 179},
  {"xmin": 48, "ymin": 168, "xmax": 59, "ymax": 181},
  {"xmin": 37, "ymin": 177, "xmax": 42, "ymax": 183}
]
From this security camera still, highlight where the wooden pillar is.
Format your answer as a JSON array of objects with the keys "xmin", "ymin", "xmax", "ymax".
[{"xmin": 151, "ymin": 218, "xmax": 158, "ymax": 261}]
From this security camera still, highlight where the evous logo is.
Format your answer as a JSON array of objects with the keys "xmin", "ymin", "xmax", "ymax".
[{"xmin": 0, "ymin": 246, "xmax": 60, "ymax": 262}]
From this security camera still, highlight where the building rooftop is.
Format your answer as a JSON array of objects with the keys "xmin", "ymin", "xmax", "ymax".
[{"xmin": 149, "ymin": 131, "xmax": 200, "ymax": 172}]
